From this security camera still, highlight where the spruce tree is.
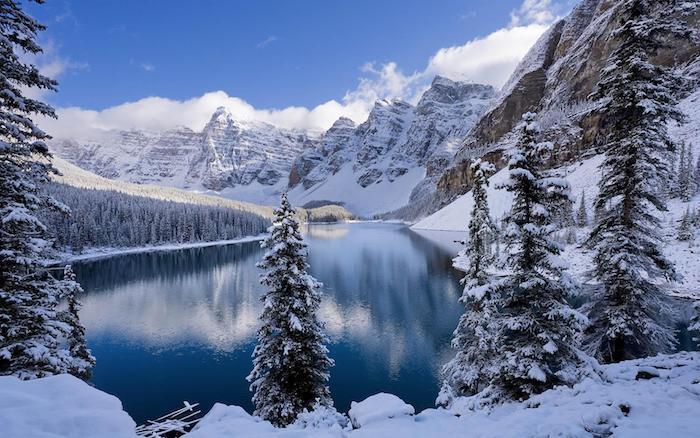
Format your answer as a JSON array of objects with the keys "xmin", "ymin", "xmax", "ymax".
[
  {"xmin": 577, "ymin": 191, "xmax": 589, "ymax": 228},
  {"xmin": 690, "ymin": 301, "xmax": 700, "ymax": 342},
  {"xmin": 0, "ymin": 0, "xmax": 77, "ymax": 379},
  {"xmin": 677, "ymin": 207, "xmax": 694, "ymax": 242},
  {"xmin": 59, "ymin": 265, "xmax": 95, "ymax": 380},
  {"xmin": 695, "ymin": 154, "xmax": 700, "ymax": 196},
  {"xmin": 680, "ymin": 146, "xmax": 694, "ymax": 202},
  {"xmin": 677, "ymin": 142, "xmax": 688, "ymax": 199},
  {"xmin": 484, "ymin": 113, "xmax": 588, "ymax": 402},
  {"xmin": 248, "ymin": 194, "xmax": 333, "ymax": 427},
  {"xmin": 583, "ymin": 0, "xmax": 696, "ymax": 363},
  {"xmin": 439, "ymin": 159, "xmax": 498, "ymax": 404},
  {"xmin": 557, "ymin": 196, "xmax": 575, "ymax": 229},
  {"xmin": 687, "ymin": 149, "xmax": 697, "ymax": 199}
]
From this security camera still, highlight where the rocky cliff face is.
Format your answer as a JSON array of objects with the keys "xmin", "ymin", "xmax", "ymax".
[
  {"xmin": 287, "ymin": 77, "xmax": 495, "ymax": 214},
  {"xmin": 433, "ymin": 0, "xmax": 700, "ymax": 207},
  {"xmin": 50, "ymin": 107, "xmax": 317, "ymax": 195}
]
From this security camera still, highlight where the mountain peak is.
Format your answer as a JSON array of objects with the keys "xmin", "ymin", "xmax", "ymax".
[
  {"xmin": 330, "ymin": 117, "xmax": 357, "ymax": 130},
  {"xmin": 211, "ymin": 106, "xmax": 231, "ymax": 120},
  {"xmin": 430, "ymin": 75, "xmax": 458, "ymax": 87}
]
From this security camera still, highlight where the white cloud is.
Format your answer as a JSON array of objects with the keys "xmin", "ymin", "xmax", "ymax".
[
  {"xmin": 39, "ymin": 91, "xmax": 372, "ymax": 139},
  {"xmin": 40, "ymin": 0, "xmax": 563, "ymax": 139},
  {"xmin": 140, "ymin": 62, "xmax": 155, "ymax": 72},
  {"xmin": 344, "ymin": 62, "xmax": 425, "ymax": 106},
  {"xmin": 425, "ymin": 24, "xmax": 550, "ymax": 88}
]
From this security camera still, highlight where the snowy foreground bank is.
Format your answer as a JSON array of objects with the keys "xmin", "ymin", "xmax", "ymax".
[{"xmin": 2, "ymin": 352, "xmax": 699, "ymax": 438}]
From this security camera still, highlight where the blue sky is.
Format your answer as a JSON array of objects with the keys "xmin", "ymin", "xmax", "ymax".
[{"xmin": 27, "ymin": 0, "xmax": 573, "ymax": 136}]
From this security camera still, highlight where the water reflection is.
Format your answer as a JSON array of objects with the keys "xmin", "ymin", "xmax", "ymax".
[{"xmin": 74, "ymin": 223, "xmax": 464, "ymax": 424}]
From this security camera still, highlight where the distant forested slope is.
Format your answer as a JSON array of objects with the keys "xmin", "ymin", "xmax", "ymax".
[
  {"xmin": 43, "ymin": 158, "xmax": 354, "ymax": 253},
  {"xmin": 42, "ymin": 183, "xmax": 270, "ymax": 252}
]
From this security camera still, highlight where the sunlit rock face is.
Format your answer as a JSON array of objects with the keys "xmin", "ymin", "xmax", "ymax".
[{"xmin": 435, "ymin": 0, "xmax": 700, "ymax": 207}]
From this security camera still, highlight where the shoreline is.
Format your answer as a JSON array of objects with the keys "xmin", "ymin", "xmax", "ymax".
[
  {"xmin": 50, "ymin": 234, "xmax": 267, "ymax": 265},
  {"xmin": 48, "ymin": 221, "xmax": 413, "ymax": 265}
]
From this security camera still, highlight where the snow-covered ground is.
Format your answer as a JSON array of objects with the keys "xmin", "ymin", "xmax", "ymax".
[
  {"xmin": 3, "ymin": 352, "xmax": 699, "ymax": 438},
  {"xmin": 0, "ymin": 374, "xmax": 136, "ymax": 438},
  {"xmin": 288, "ymin": 164, "xmax": 426, "ymax": 218},
  {"xmin": 412, "ymin": 154, "xmax": 603, "ymax": 233},
  {"xmin": 412, "ymin": 153, "xmax": 700, "ymax": 300}
]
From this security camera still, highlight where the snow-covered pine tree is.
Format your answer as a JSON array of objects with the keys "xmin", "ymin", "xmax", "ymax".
[
  {"xmin": 59, "ymin": 265, "xmax": 95, "ymax": 380},
  {"xmin": 690, "ymin": 301, "xmax": 700, "ymax": 342},
  {"xmin": 247, "ymin": 193, "xmax": 333, "ymax": 427},
  {"xmin": 677, "ymin": 142, "xmax": 688, "ymax": 199},
  {"xmin": 677, "ymin": 207, "xmax": 694, "ymax": 242},
  {"xmin": 695, "ymin": 154, "xmax": 700, "ymax": 196},
  {"xmin": 687, "ymin": 149, "xmax": 696, "ymax": 200},
  {"xmin": 583, "ymin": 0, "xmax": 697, "ymax": 363},
  {"xmin": 577, "ymin": 191, "xmax": 589, "ymax": 228},
  {"xmin": 556, "ymin": 194, "xmax": 575, "ymax": 230},
  {"xmin": 483, "ymin": 113, "xmax": 588, "ymax": 402},
  {"xmin": 439, "ymin": 159, "xmax": 498, "ymax": 405},
  {"xmin": 680, "ymin": 145, "xmax": 695, "ymax": 201},
  {"xmin": 0, "ymin": 0, "xmax": 77, "ymax": 379}
]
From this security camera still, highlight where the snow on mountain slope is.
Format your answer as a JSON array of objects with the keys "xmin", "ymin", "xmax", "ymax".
[
  {"xmin": 412, "ymin": 154, "xmax": 603, "ymax": 232},
  {"xmin": 51, "ymin": 156, "xmax": 275, "ymax": 217},
  {"xmin": 287, "ymin": 77, "xmax": 496, "ymax": 216},
  {"xmin": 50, "ymin": 157, "xmax": 355, "ymax": 223},
  {"xmin": 288, "ymin": 164, "xmax": 426, "ymax": 217},
  {"xmin": 50, "ymin": 107, "xmax": 318, "ymax": 201}
]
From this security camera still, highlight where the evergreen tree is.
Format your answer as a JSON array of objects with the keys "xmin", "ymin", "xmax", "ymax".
[
  {"xmin": 0, "ymin": 0, "xmax": 77, "ymax": 379},
  {"xmin": 576, "ymin": 191, "xmax": 589, "ymax": 228},
  {"xmin": 483, "ymin": 113, "xmax": 588, "ymax": 402},
  {"xmin": 680, "ymin": 145, "xmax": 695, "ymax": 201},
  {"xmin": 583, "ymin": 0, "xmax": 695, "ymax": 363},
  {"xmin": 677, "ymin": 207, "xmax": 694, "ymax": 242},
  {"xmin": 695, "ymin": 154, "xmax": 700, "ymax": 196},
  {"xmin": 439, "ymin": 159, "xmax": 498, "ymax": 404},
  {"xmin": 247, "ymin": 194, "xmax": 333, "ymax": 426},
  {"xmin": 687, "ymin": 149, "xmax": 697, "ymax": 199},
  {"xmin": 58, "ymin": 265, "xmax": 95, "ymax": 380},
  {"xmin": 677, "ymin": 142, "xmax": 688, "ymax": 199},
  {"xmin": 690, "ymin": 301, "xmax": 700, "ymax": 342},
  {"xmin": 556, "ymin": 195, "xmax": 576, "ymax": 229}
]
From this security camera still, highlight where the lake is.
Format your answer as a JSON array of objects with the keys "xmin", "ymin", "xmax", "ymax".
[
  {"xmin": 73, "ymin": 223, "xmax": 465, "ymax": 424},
  {"xmin": 72, "ymin": 222, "xmax": 699, "ymax": 425}
]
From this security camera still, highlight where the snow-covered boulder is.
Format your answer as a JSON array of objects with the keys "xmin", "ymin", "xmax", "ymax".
[
  {"xmin": 0, "ymin": 374, "xmax": 136, "ymax": 438},
  {"xmin": 348, "ymin": 393, "xmax": 415, "ymax": 428},
  {"xmin": 186, "ymin": 403, "xmax": 278, "ymax": 437},
  {"xmin": 188, "ymin": 403, "xmax": 348, "ymax": 437}
]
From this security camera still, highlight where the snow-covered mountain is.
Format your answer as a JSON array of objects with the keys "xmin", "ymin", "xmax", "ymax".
[
  {"xmin": 51, "ymin": 77, "xmax": 495, "ymax": 215},
  {"xmin": 287, "ymin": 77, "xmax": 496, "ymax": 216},
  {"xmin": 50, "ymin": 107, "xmax": 318, "ymax": 204}
]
